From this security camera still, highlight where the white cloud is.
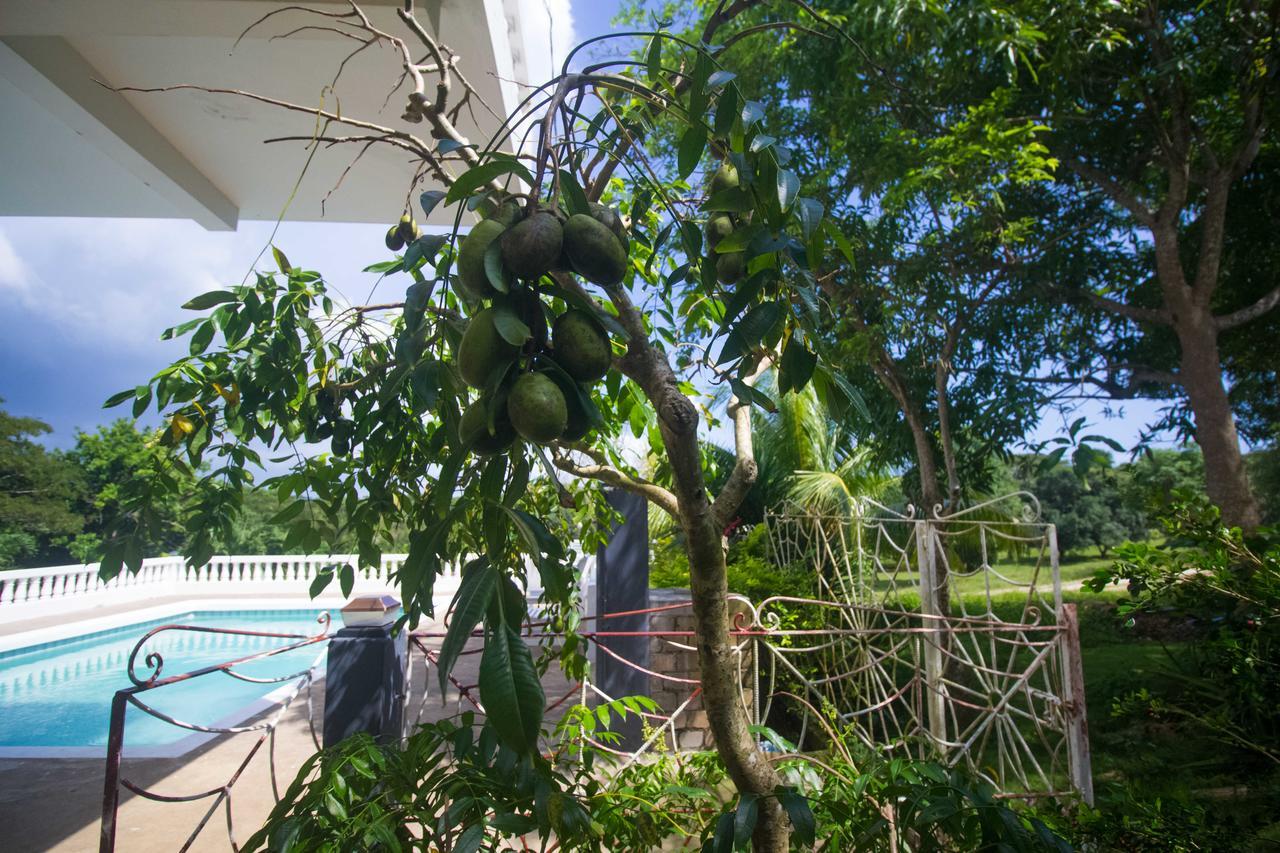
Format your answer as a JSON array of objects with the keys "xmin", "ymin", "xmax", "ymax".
[
  {"xmin": 0, "ymin": 228, "xmax": 34, "ymax": 297},
  {"xmin": 0, "ymin": 217, "xmax": 390, "ymax": 353}
]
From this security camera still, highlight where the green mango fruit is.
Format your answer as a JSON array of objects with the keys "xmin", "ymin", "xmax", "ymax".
[
  {"xmin": 458, "ymin": 219, "xmax": 508, "ymax": 300},
  {"xmin": 460, "ymin": 399, "xmax": 516, "ymax": 456},
  {"xmin": 506, "ymin": 372, "xmax": 568, "ymax": 444},
  {"xmin": 500, "ymin": 212, "xmax": 563, "ymax": 280},
  {"xmin": 457, "ymin": 307, "xmax": 520, "ymax": 389},
  {"xmin": 716, "ymin": 251, "xmax": 746, "ymax": 285},
  {"xmin": 552, "ymin": 309, "xmax": 611, "ymax": 383}
]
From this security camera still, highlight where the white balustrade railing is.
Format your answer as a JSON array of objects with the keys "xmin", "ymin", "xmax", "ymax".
[
  {"xmin": 0, "ymin": 554, "xmax": 426, "ymax": 620},
  {"xmin": 0, "ymin": 551, "xmax": 598, "ymax": 624}
]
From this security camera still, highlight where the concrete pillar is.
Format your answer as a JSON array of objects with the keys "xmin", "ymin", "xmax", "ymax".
[{"xmin": 322, "ymin": 596, "xmax": 408, "ymax": 747}]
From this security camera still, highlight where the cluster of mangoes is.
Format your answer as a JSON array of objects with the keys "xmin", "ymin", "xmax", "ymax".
[
  {"xmin": 704, "ymin": 161, "xmax": 748, "ymax": 285},
  {"xmin": 450, "ymin": 200, "xmax": 630, "ymax": 456},
  {"xmin": 384, "ymin": 214, "xmax": 420, "ymax": 251}
]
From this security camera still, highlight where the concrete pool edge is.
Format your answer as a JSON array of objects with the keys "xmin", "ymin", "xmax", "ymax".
[{"xmin": 0, "ymin": 598, "xmax": 335, "ymax": 653}]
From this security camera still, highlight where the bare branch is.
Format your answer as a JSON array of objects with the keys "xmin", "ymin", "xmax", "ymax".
[
  {"xmin": 550, "ymin": 447, "xmax": 679, "ymax": 519},
  {"xmin": 711, "ymin": 359, "xmax": 768, "ymax": 531},
  {"xmin": 1216, "ymin": 283, "xmax": 1280, "ymax": 331},
  {"xmin": 1060, "ymin": 156, "xmax": 1156, "ymax": 227}
]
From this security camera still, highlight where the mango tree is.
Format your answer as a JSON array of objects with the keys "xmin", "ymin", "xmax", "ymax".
[{"xmin": 97, "ymin": 1, "xmax": 871, "ymax": 848}]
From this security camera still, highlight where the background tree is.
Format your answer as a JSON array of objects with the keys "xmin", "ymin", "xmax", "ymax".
[
  {"xmin": 67, "ymin": 419, "xmax": 194, "ymax": 561},
  {"xmin": 1016, "ymin": 456, "xmax": 1149, "ymax": 555},
  {"xmin": 1018, "ymin": 0, "xmax": 1280, "ymax": 529},
  {"xmin": 641, "ymin": 0, "xmax": 1061, "ymax": 521},
  {"xmin": 0, "ymin": 401, "xmax": 83, "ymax": 568}
]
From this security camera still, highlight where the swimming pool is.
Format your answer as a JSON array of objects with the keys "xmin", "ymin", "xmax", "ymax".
[{"xmin": 0, "ymin": 609, "xmax": 329, "ymax": 753}]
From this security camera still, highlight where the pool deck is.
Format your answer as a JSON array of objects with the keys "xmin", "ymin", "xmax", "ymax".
[
  {"xmin": 0, "ymin": 593, "xmax": 347, "ymax": 650},
  {"xmin": 0, "ymin": 611, "xmax": 579, "ymax": 852}
]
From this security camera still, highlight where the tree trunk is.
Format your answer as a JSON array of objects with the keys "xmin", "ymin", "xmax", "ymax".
[
  {"xmin": 1175, "ymin": 310, "xmax": 1263, "ymax": 530},
  {"xmin": 640, "ymin": 359, "xmax": 788, "ymax": 851},
  {"xmin": 902, "ymin": 403, "xmax": 951, "ymax": 616}
]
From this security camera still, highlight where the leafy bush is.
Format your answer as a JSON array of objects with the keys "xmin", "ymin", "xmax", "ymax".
[
  {"xmin": 247, "ymin": 708, "xmax": 1071, "ymax": 851},
  {"xmin": 652, "ymin": 524, "xmax": 816, "ymax": 602},
  {"xmin": 1086, "ymin": 500, "xmax": 1280, "ymax": 766}
]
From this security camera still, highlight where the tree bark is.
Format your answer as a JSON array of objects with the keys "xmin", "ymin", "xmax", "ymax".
[
  {"xmin": 617, "ymin": 327, "xmax": 786, "ymax": 850},
  {"xmin": 1174, "ymin": 308, "xmax": 1263, "ymax": 530}
]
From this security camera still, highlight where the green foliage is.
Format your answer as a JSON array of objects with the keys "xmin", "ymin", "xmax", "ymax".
[
  {"xmin": 0, "ymin": 401, "xmax": 83, "ymax": 568},
  {"xmin": 1017, "ymin": 457, "xmax": 1149, "ymax": 556},
  {"xmin": 1087, "ymin": 500, "xmax": 1280, "ymax": 765},
  {"xmin": 248, "ymin": 707, "xmax": 1069, "ymax": 852},
  {"xmin": 68, "ymin": 418, "xmax": 194, "ymax": 560}
]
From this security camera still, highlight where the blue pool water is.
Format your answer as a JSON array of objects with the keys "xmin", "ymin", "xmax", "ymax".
[{"xmin": 0, "ymin": 610, "xmax": 329, "ymax": 749}]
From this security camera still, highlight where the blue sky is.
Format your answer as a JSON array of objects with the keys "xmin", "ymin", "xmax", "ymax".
[{"xmin": 0, "ymin": 0, "xmax": 1172, "ymax": 457}]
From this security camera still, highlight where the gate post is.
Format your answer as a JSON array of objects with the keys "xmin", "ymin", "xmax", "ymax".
[
  {"xmin": 915, "ymin": 519, "xmax": 947, "ymax": 752},
  {"xmin": 1058, "ymin": 602, "xmax": 1094, "ymax": 805}
]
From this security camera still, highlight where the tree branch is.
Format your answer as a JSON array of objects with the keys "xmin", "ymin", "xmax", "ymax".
[
  {"xmin": 1060, "ymin": 156, "xmax": 1156, "ymax": 227},
  {"xmin": 1215, "ymin": 283, "xmax": 1280, "ymax": 331},
  {"xmin": 550, "ymin": 446, "xmax": 679, "ymax": 519},
  {"xmin": 711, "ymin": 359, "xmax": 768, "ymax": 531}
]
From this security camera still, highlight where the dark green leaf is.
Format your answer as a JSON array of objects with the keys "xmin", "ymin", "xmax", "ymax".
[
  {"xmin": 492, "ymin": 305, "xmax": 531, "ymax": 346},
  {"xmin": 420, "ymin": 189, "xmax": 447, "ymax": 217},
  {"xmin": 309, "ymin": 568, "xmax": 333, "ymax": 599},
  {"xmin": 445, "ymin": 160, "xmax": 534, "ymax": 205},
  {"xmin": 483, "ymin": 238, "xmax": 512, "ymax": 294},
  {"xmin": 479, "ymin": 624, "xmax": 544, "ymax": 752},
  {"xmin": 437, "ymin": 558, "xmax": 497, "ymax": 692},
  {"xmin": 272, "ymin": 245, "xmax": 292, "ymax": 274},
  {"xmin": 733, "ymin": 794, "xmax": 759, "ymax": 847},
  {"xmin": 558, "ymin": 169, "xmax": 589, "ymax": 216},
  {"xmin": 104, "ymin": 389, "xmax": 134, "ymax": 409},
  {"xmin": 182, "ymin": 290, "xmax": 237, "ymax": 311},
  {"xmin": 707, "ymin": 70, "xmax": 736, "ymax": 89},
  {"xmin": 795, "ymin": 197, "xmax": 824, "ymax": 238},
  {"xmin": 776, "ymin": 168, "xmax": 800, "ymax": 211},
  {"xmin": 403, "ymin": 234, "xmax": 448, "ymax": 270},
  {"xmin": 703, "ymin": 188, "xmax": 754, "ymax": 212},
  {"xmin": 777, "ymin": 789, "xmax": 816, "ymax": 846},
  {"xmin": 453, "ymin": 823, "xmax": 485, "ymax": 853},
  {"xmin": 730, "ymin": 377, "xmax": 777, "ymax": 413},
  {"xmin": 339, "ymin": 563, "xmax": 355, "ymax": 599},
  {"xmin": 678, "ymin": 126, "xmax": 708, "ymax": 181}
]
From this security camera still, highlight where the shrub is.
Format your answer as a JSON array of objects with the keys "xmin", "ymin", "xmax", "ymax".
[{"xmin": 1086, "ymin": 499, "xmax": 1280, "ymax": 766}]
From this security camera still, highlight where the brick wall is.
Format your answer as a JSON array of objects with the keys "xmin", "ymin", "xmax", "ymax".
[{"xmin": 646, "ymin": 588, "xmax": 753, "ymax": 751}]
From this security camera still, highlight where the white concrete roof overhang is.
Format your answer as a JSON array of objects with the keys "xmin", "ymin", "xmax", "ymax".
[{"xmin": 0, "ymin": 0, "xmax": 540, "ymax": 230}]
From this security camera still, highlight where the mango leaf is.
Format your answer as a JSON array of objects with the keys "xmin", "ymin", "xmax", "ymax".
[
  {"xmin": 445, "ymin": 160, "xmax": 534, "ymax": 205},
  {"xmin": 776, "ymin": 168, "xmax": 800, "ymax": 211},
  {"xmin": 437, "ymin": 138, "xmax": 473, "ymax": 155},
  {"xmin": 714, "ymin": 224, "xmax": 763, "ymax": 254},
  {"xmin": 778, "ymin": 332, "xmax": 817, "ymax": 394},
  {"xmin": 678, "ymin": 126, "xmax": 707, "ymax": 181},
  {"xmin": 777, "ymin": 789, "xmax": 816, "ymax": 846},
  {"xmin": 339, "ymin": 563, "xmax": 355, "ymax": 599},
  {"xmin": 437, "ymin": 558, "xmax": 497, "ymax": 692},
  {"xmin": 718, "ymin": 300, "xmax": 784, "ymax": 364},
  {"xmin": 795, "ymin": 197, "xmax": 824, "ymax": 238},
  {"xmin": 419, "ymin": 189, "xmax": 447, "ymax": 217},
  {"xmin": 104, "ymin": 389, "xmax": 134, "ymax": 409},
  {"xmin": 730, "ymin": 377, "xmax": 777, "ymax": 413},
  {"xmin": 479, "ymin": 624, "xmax": 544, "ymax": 752},
  {"xmin": 492, "ymin": 305, "xmax": 531, "ymax": 347},
  {"xmin": 483, "ymin": 238, "xmax": 512, "ymax": 294},
  {"xmin": 501, "ymin": 506, "xmax": 564, "ymax": 560},
  {"xmin": 733, "ymin": 793, "xmax": 759, "ymax": 847},
  {"xmin": 703, "ymin": 187, "xmax": 754, "ymax": 213},
  {"xmin": 403, "ymin": 234, "xmax": 449, "ymax": 270},
  {"xmin": 706, "ymin": 70, "xmax": 736, "ymax": 89},
  {"xmin": 182, "ymin": 290, "xmax": 237, "ymax": 311},
  {"xmin": 741, "ymin": 100, "xmax": 765, "ymax": 126},
  {"xmin": 272, "ymin": 245, "xmax": 292, "ymax": 274},
  {"xmin": 453, "ymin": 823, "xmax": 485, "ymax": 853},
  {"xmin": 714, "ymin": 87, "xmax": 739, "ymax": 136},
  {"xmin": 558, "ymin": 169, "xmax": 589, "ymax": 216},
  {"xmin": 309, "ymin": 568, "xmax": 333, "ymax": 599}
]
